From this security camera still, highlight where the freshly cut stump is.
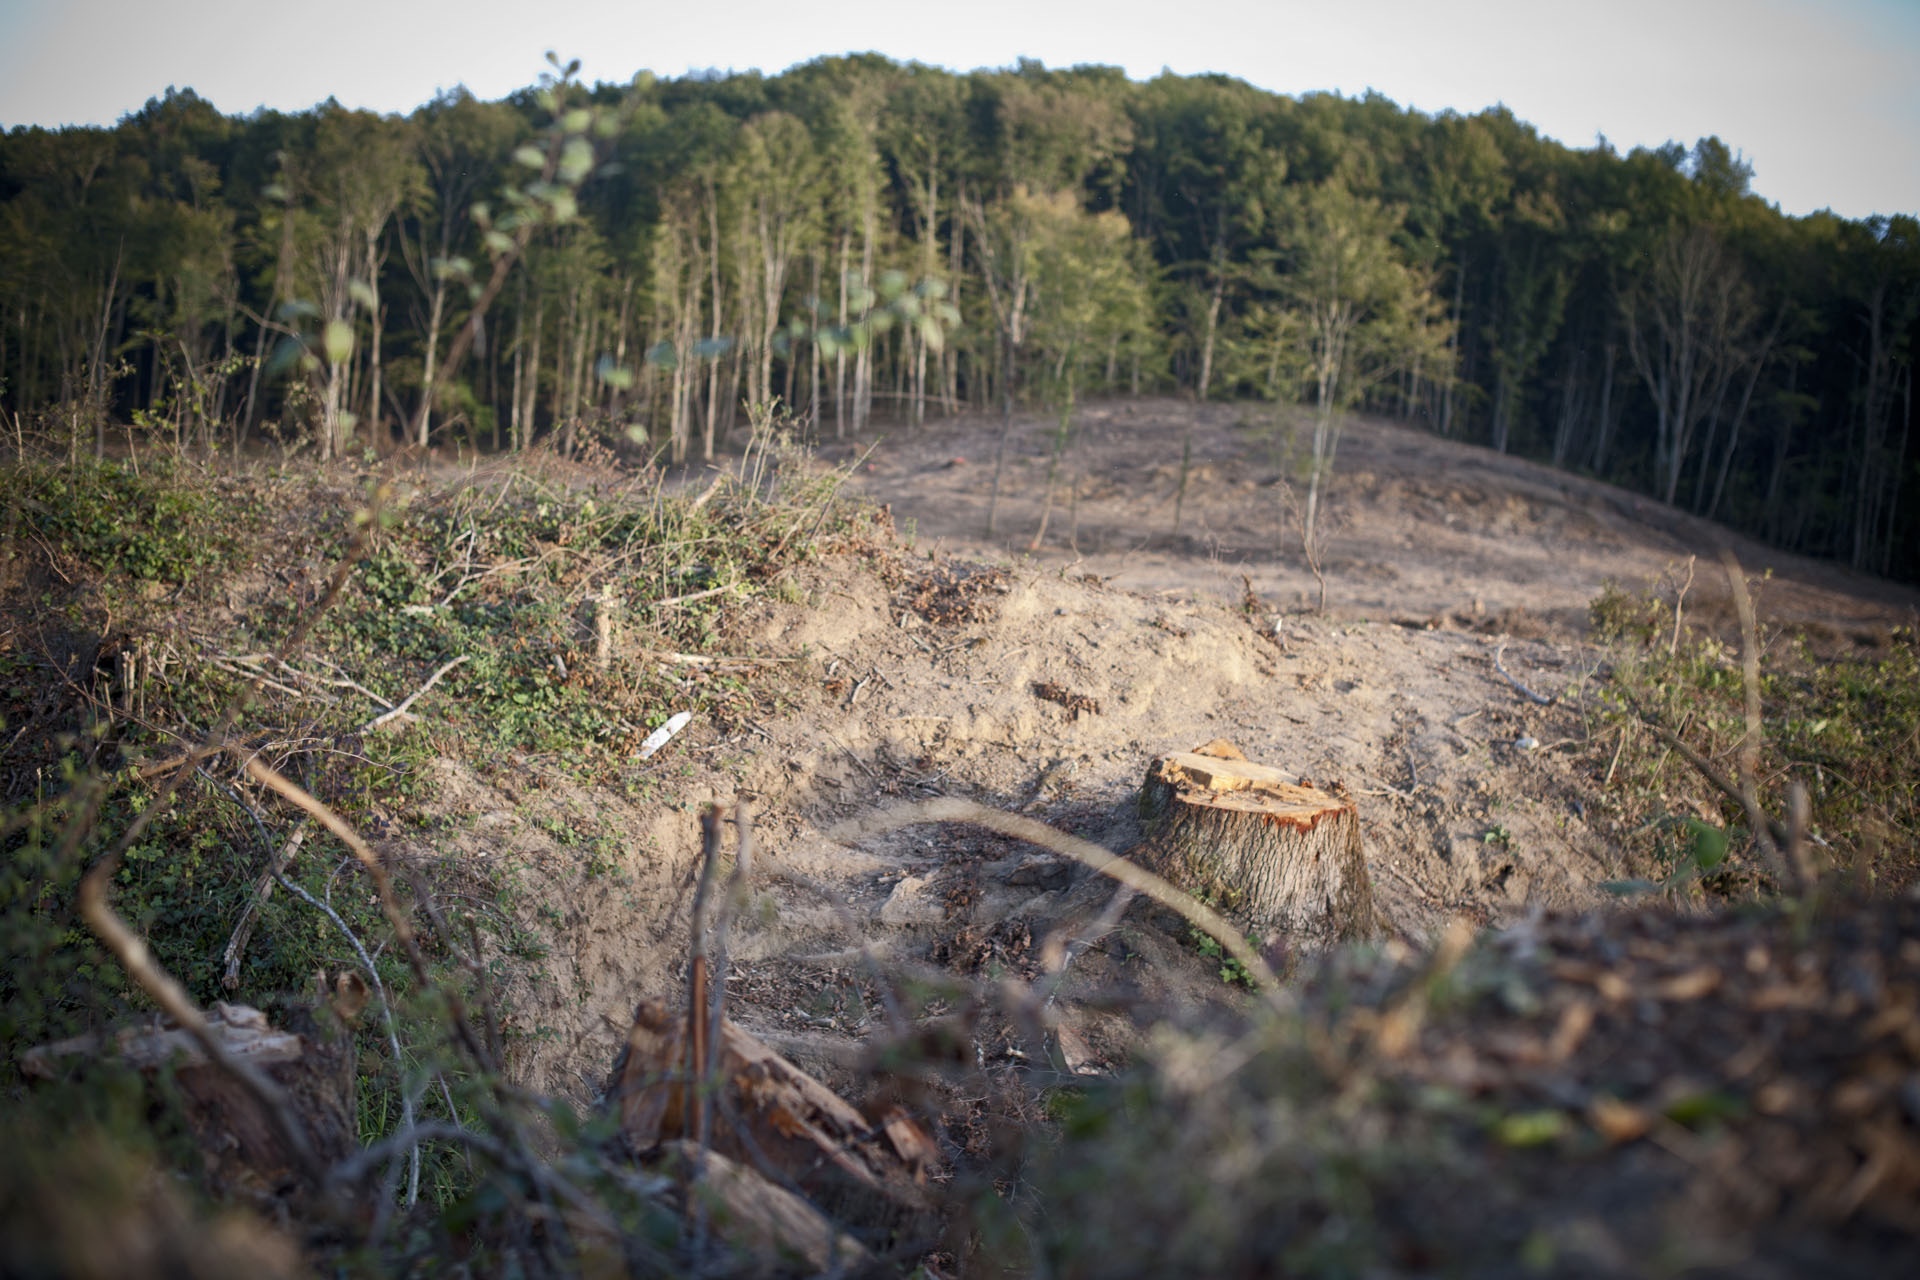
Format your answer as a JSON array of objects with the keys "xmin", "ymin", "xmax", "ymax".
[{"xmin": 1137, "ymin": 746, "xmax": 1375, "ymax": 950}]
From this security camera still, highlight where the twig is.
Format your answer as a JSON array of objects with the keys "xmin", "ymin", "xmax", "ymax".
[
  {"xmin": 1624, "ymin": 696, "xmax": 1792, "ymax": 866},
  {"xmin": 1603, "ymin": 729, "xmax": 1628, "ymax": 788},
  {"xmin": 1670, "ymin": 554, "xmax": 1695, "ymax": 657},
  {"xmin": 696, "ymin": 800, "xmax": 755, "ymax": 1232},
  {"xmin": 222, "ymin": 816, "xmax": 312, "ymax": 989},
  {"xmin": 1493, "ymin": 642, "xmax": 1556, "ymax": 706},
  {"xmin": 826, "ymin": 732, "xmax": 876, "ymax": 779},
  {"xmin": 1721, "ymin": 548, "xmax": 1801, "ymax": 892},
  {"xmin": 684, "ymin": 471, "xmax": 728, "ymax": 514},
  {"xmin": 682, "ymin": 805, "xmax": 727, "ymax": 1255},
  {"xmin": 359, "ymin": 654, "xmax": 469, "ymax": 732},
  {"xmin": 827, "ymin": 799, "xmax": 1285, "ymax": 1001},
  {"xmin": 644, "ymin": 648, "xmax": 792, "ymax": 667}
]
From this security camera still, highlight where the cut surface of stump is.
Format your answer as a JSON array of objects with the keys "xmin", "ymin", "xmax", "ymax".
[{"xmin": 1137, "ymin": 745, "xmax": 1375, "ymax": 951}]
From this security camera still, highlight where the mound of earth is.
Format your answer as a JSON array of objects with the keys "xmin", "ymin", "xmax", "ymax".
[
  {"xmin": 474, "ymin": 543, "xmax": 1623, "ymax": 1102},
  {"xmin": 836, "ymin": 398, "xmax": 1919, "ymax": 648}
]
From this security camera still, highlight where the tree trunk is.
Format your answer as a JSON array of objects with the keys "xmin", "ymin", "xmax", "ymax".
[
  {"xmin": 1136, "ymin": 745, "xmax": 1375, "ymax": 950},
  {"xmin": 1196, "ymin": 265, "xmax": 1225, "ymax": 402}
]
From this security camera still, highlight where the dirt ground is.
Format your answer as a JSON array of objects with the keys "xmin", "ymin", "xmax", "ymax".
[
  {"xmin": 460, "ymin": 398, "xmax": 1920, "ymax": 1108},
  {"xmin": 837, "ymin": 397, "xmax": 1919, "ymax": 640}
]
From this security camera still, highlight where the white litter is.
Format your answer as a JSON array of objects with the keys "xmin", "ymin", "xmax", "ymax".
[
  {"xmin": 637, "ymin": 711, "xmax": 693, "ymax": 760},
  {"xmin": 1514, "ymin": 736, "xmax": 1540, "ymax": 751}
]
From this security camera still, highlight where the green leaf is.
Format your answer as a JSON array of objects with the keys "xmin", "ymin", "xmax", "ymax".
[
  {"xmin": 562, "ymin": 108, "xmax": 592, "ymax": 135},
  {"xmin": 1684, "ymin": 817, "xmax": 1728, "ymax": 871},
  {"xmin": 513, "ymin": 145, "xmax": 546, "ymax": 170},
  {"xmin": 545, "ymin": 189, "xmax": 578, "ymax": 223},
  {"xmin": 1664, "ymin": 1090, "xmax": 1744, "ymax": 1128},
  {"xmin": 1494, "ymin": 1110, "xmax": 1568, "ymax": 1147},
  {"xmin": 594, "ymin": 356, "xmax": 633, "ymax": 390},
  {"xmin": 917, "ymin": 312, "xmax": 945, "ymax": 354},
  {"xmin": 483, "ymin": 229, "xmax": 514, "ymax": 255},
  {"xmin": 347, "ymin": 280, "xmax": 376, "ymax": 311},
  {"xmin": 323, "ymin": 319, "xmax": 354, "ymax": 365},
  {"xmin": 558, "ymin": 137, "xmax": 594, "ymax": 186}
]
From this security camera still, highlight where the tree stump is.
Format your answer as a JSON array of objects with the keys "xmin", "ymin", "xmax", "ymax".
[
  {"xmin": 1136, "ymin": 743, "xmax": 1375, "ymax": 951},
  {"xmin": 20, "ymin": 986, "xmax": 363, "ymax": 1202}
]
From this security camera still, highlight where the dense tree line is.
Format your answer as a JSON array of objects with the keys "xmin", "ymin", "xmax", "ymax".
[{"xmin": 2, "ymin": 56, "xmax": 1915, "ymax": 577}]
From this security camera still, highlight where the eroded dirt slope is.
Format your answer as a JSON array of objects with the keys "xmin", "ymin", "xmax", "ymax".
[{"xmin": 438, "ymin": 400, "xmax": 1918, "ymax": 1110}]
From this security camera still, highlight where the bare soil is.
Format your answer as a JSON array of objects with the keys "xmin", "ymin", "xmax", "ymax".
[{"xmin": 475, "ymin": 399, "xmax": 1920, "ymax": 1110}]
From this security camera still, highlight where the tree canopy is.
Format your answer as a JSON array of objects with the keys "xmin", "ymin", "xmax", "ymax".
[{"xmin": 2, "ymin": 60, "xmax": 1915, "ymax": 577}]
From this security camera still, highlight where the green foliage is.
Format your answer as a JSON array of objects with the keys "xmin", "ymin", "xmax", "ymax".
[
  {"xmin": 1188, "ymin": 925, "xmax": 1259, "ymax": 988},
  {"xmin": 6, "ymin": 60, "xmax": 1915, "ymax": 577},
  {"xmin": 1587, "ymin": 578, "xmax": 1920, "ymax": 892},
  {"xmin": 12, "ymin": 458, "xmax": 260, "ymax": 586}
]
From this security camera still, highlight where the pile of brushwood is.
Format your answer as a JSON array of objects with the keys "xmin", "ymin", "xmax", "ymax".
[{"xmin": 3, "ymin": 451, "xmax": 1918, "ymax": 1276}]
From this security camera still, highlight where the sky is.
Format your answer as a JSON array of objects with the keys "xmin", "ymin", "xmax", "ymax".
[{"xmin": 1, "ymin": 0, "xmax": 1914, "ymax": 220}]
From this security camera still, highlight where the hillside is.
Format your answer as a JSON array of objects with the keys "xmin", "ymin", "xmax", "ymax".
[{"xmin": 4, "ymin": 406, "xmax": 1918, "ymax": 1275}]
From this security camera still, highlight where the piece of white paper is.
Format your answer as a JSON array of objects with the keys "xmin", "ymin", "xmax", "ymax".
[{"xmin": 637, "ymin": 710, "xmax": 692, "ymax": 760}]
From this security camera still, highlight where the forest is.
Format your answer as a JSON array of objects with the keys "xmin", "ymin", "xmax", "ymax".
[{"xmin": 3, "ymin": 54, "xmax": 1916, "ymax": 579}]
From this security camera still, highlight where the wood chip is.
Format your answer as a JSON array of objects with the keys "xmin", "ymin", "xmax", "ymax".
[
  {"xmin": 1653, "ymin": 968, "xmax": 1723, "ymax": 1001},
  {"xmin": 1589, "ymin": 1095, "xmax": 1653, "ymax": 1144}
]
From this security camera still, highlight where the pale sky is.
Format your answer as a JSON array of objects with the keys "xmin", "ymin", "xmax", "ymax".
[{"xmin": 2, "ymin": 0, "xmax": 1914, "ymax": 220}]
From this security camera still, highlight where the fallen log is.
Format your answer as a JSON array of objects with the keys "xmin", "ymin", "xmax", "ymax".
[
  {"xmin": 1136, "ymin": 742, "xmax": 1376, "ymax": 952},
  {"xmin": 660, "ymin": 1141, "xmax": 871, "ymax": 1275}
]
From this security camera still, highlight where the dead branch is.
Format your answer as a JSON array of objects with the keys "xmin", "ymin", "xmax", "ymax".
[
  {"xmin": 1670, "ymin": 554, "xmax": 1696, "ymax": 656},
  {"xmin": 199, "ymin": 765, "xmax": 424, "ymax": 1202},
  {"xmin": 359, "ymin": 654, "xmax": 469, "ymax": 733},
  {"xmin": 1720, "ymin": 548, "xmax": 1799, "ymax": 892},
  {"xmin": 1623, "ymin": 694, "xmax": 1793, "ymax": 882},
  {"xmin": 1493, "ymin": 642, "xmax": 1557, "ymax": 706},
  {"xmin": 222, "ymin": 816, "xmax": 312, "ymax": 989}
]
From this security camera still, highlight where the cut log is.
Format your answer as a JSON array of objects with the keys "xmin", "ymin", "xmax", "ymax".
[
  {"xmin": 1136, "ymin": 745, "xmax": 1375, "ymax": 951},
  {"xmin": 606, "ymin": 998, "xmax": 934, "ymax": 1234},
  {"xmin": 660, "ymin": 1142, "xmax": 871, "ymax": 1275}
]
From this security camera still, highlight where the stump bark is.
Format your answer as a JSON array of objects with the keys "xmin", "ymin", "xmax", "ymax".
[
  {"xmin": 21, "ymin": 992, "xmax": 362, "ymax": 1202},
  {"xmin": 1137, "ymin": 744, "xmax": 1375, "ymax": 950}
]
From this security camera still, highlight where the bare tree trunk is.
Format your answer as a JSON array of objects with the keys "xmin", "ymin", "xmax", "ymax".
[
  {"xmin": 1440, "ymin": 257, "xmax": 1465, "ymax": 437},
  {"xmin": 364, "ymin": 231, "xmax": 386, "ymax": 448},
  {"xmin": 704, "ymin": 184, "xmax": 726, "ymax": 456},
  {"xmin": 1196, "ymin": 264, "xmax": 1225, "ymax": 402},
  {"xmin": 522, "ymin": 297, "xmax": 544, "ymax": 451},
  {"xmin": 415, "ymin": 278, "xmax": 445, "ymax": 447},
  {"xmin": 509, "ymin": 293, "xmax": 525, "ymax": 450},
  {"xmin": 834, "ymin": 230, "xmax": 849, "ymax": 438},
  {"xmin": 86, "ymin": 242, "xmax": 123, "ymax": 459},
  {"xmin": 854, "ymin": 203, "xmax": 875, "ymax": 434},
  {"xmin": 807, "ymin": 250, "xmax": 822, "ymax": 428}
]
